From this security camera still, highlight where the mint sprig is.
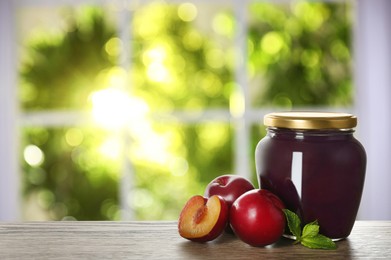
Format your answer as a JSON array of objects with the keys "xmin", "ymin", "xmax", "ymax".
[{"xmin": 283, "ymin": 209, "xmax": 337, "ymax": 250}]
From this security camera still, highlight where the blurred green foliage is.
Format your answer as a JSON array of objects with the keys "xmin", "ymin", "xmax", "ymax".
[
  {"xmin": 20, "ymin": 8, "xmax": 115, "ymax": 110},
  {"xmin": 22, "ymin": 127, "xmax": 120, "ymax": 220},
  {"xmin": 21, "ymin": 8, "xmax": 122, "ymax": 220},
  {"xmin": 19, "ymin": 1, "xmax": 351, "ymax": 220},
  {"xmin": 129, "ymin": 4, "xmax": 234, "ymax": 219},
  {"xmin": 248, "ymin": 2, "xmax": 352, "ymax": 108},
  {"xmin": 131, "ymin": 3, "xmax": 234, "ymax": 110}
]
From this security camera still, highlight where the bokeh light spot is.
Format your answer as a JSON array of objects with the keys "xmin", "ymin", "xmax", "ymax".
[
  {"xmin": 37, "ymin": 189, "xmax": 55, "ymax": 209},
  {"xmin": 143, "ymin": 46, "xmax": 167, "ymax": 65},
  {"xmin": 196, "ymin": 123, "xmax": 230, "ymax": 152},
  {"xmin": 293, "ymin": 2, "xmax": 328, "ymax": 31},
  {"xmin": 105, "ymin": 37, "xmax": 123, "ymax": 57},
  {"xmin": 331, "ymin": 40, "xmax": 350, "ymax": 60},
  {"xmin": 272, "ymin": 94, "xmax": 293, "ymax": 108},
  {"xmin": 65, "ymin": 128, "xmax": 84, "ymax": 147},
  {"xmin": 206, "ymin": 48, "xmax": 225, "ymax": 69},
  {"xmin": 178, "ymin": 3, "xmax": 197, "ymax": 22},
  {"xmin": 182, "ymin": 30, "xmax": 203, "ymax": 51},
  {"xmin": 301, "ymin": 49, "xmax": 320, "ymax": 68},
  {"xmin": 99, "ymin": 137, "xmax": 121, "ymax": 160},
  {"xmin": 212, "ymin": 12, "xmax": 234, "ymax": 36},
  {"xmin": 147, "ymin": 62, "xmax": 170, "ymax": 82},
  {"xmin": 24, "ymin": 145, "xmax": 45, "ymax": 167},
  {"xmin": 90, "ymin": 88, "xmax": 149, "ymax": 129},
  {"xmin": 143, "ymin": 46, "xmax": 171, "ymax": 82},
  {"xmin": 261, "ymin": 31, "xmax": 284, "ymax": 55}
]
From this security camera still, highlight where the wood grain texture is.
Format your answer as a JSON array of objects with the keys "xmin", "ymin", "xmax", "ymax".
[{"xmin": 0, "ymin": 221, "xmax": 390, "ymax": 259}]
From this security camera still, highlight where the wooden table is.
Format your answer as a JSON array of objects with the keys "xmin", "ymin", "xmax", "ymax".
[{"xmin": 0, "ymin": 221, "xmax": 390, "ymax": 259}]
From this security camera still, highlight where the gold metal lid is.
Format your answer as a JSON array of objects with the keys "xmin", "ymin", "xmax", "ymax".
[{"xmin": 264, "ymin": 112, "xmax": 357, "ymax": 130}]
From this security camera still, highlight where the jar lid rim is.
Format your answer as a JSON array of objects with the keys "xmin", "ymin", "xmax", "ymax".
[{"xmin": 264, "ymin": 112, "xmax": 357, "ymax": 130}]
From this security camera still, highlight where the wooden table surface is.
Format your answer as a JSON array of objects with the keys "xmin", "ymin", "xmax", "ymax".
[{"xmin": 0, "ymin": 221, "xmax": 390, "ymax": 259}]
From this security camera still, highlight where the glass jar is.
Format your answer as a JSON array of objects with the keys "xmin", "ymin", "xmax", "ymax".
[{"xmin": 255, "ymin": 112, "xmax": 366, "ymax": 240}]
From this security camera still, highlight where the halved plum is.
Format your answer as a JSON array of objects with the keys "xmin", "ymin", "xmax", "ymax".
[{"xmin": 178, "ymin": 195, "xmax": 228, "ymax": 242}]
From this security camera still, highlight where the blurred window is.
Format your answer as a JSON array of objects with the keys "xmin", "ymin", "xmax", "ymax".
[{"xmin": 15, "ymin": 1, "xmax": 352, "ymax": 220}]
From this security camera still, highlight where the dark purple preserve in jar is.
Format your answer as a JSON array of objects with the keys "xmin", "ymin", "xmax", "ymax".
[{"xmin": 255, "ymin": 112, "xmax": 366, "ymax": 240}]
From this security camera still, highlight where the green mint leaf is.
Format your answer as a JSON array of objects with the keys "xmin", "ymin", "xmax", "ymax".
[
  {"xmin": 301, "ymin": 234, "xmax": 337, "ymax": 250},
  {"xmin": 283, "ymin": 209, "xmax": 302, "ymax": 239},
  {"xmin": 283, "ymin": 209, "xmax": 337, "ymax": 250},
  {"xmin": 302, "ymin": 220, "xmax": 319, "ymax": 238}
]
